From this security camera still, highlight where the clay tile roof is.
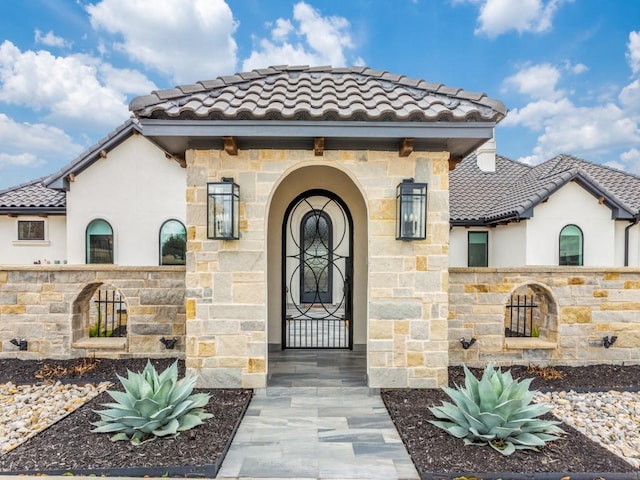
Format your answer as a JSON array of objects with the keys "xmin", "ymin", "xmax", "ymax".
[
  {"xmin": 451, "ymin": 153, "xmax": 640, "ymax": 224},
  {"xmin": 0, "ymin": 177, "xmax": 66, "ymax": 211},
  {"xmin": 129, "ymin": 65, "xmax": 507, "ymax": 123}
]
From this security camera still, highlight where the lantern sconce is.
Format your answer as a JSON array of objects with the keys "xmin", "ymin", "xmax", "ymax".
[
  {"xmin": 396, "ymin": 178, "xmax": 427, "ymax": 240},
  {"xmin": 207, "ymin": 178, "xmax": 240, "ymax": 240}
]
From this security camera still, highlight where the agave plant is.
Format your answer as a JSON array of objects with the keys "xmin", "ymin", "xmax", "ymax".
[
  {"xmin": 429, "ymin": 364, "xmax": 564, "ymax": 455},
  {"xmin": 92, "ymin": 360, "xmax": 213, "ymax": 445}
]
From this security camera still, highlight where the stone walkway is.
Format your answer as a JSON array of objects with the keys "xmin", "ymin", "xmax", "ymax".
[{"xmin": 217, "ymin": 349, "xmax": 419, "ymax": 480}]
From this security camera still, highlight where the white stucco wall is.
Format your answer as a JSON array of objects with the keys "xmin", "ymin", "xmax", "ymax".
[
  {"xmin": 526, "ymin": 181, "xmax": 615, "ymax": 266},
  {"xmin": 66, "ymin": 134, "xmax": 186, "ymax": 265},
  {"xmin": 0, "ymin": 215, "xmax": 67, "ymax": 265},
  {"xmin": 450, "ymin": 223, "xmax": 527, "ymax": 267},
  {"xmin": 615, "ymin": 220, "xmax": 640, "ymax": 266},
  {"xmin": 492, "ymin": 221, "xmax": 527, "ymax": 267}
]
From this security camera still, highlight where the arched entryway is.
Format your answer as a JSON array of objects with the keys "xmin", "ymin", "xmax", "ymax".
[
  {"xmin": 266, "ymin": 164, "xmax": 368, "ymax": 361},
  {"xmin": 282, "ymin": 190, "xmax": 353, "ymax": 348}
]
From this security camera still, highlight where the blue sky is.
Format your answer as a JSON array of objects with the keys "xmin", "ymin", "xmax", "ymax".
[{"xmin": 0, "ymin": 0, "xmax": 638, "ymax": 190}]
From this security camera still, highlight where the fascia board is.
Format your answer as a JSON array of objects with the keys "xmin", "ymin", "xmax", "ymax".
[{"xmin": 138, "ymin": 119, "xmax": 496, "ymax": 140}]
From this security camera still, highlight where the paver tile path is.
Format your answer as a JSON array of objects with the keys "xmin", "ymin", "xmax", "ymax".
[{"xmin": 217, "ymin": 350, "xmax": 419, "ymax": 480}]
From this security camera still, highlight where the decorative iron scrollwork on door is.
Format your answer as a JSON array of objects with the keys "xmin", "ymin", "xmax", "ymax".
[{"xmin": 282, "ymin": 192, "xmax": 353, "ymax": 349}]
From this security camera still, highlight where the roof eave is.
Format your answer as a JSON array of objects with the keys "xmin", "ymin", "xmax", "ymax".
[
  {"xmin": 45, "ymin": 120, "xmax": 142, "ymax": 191},
  {"xmin": 137, "ymin": 118, "xmax": 497, "ymax": 139},
  {"xmin": 0, "ymin": 207, "xmax": 66, "ymax": 216},
  {"xmin": 138, "ymin": 119, "xmax": 497, "ymax": 159}
]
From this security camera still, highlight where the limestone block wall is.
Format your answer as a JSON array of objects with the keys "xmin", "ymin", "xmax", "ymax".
[
  {"xmin": 0, "ymin": 265, "xmax": 186, "ymax": 359},
  {"xmin": 185, "ymin": 148, "xmax": 450, "ymax": 388},
  {"xmin": 367, "ymin": 151, "xmax": 450, "ymax": 388},
  {"xmin": 449, "ymin": 267, "xmax": 640, "ymax": 366}
]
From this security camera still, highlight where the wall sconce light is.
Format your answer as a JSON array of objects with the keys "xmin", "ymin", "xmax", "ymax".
[
  {"xmin": 396, "ymin": 178, "xmax": 427, "ymax": 240},
  {"xmin": 460, "ymin": 337, "xmax": 477, "ymax": 349},
  {"xmin": 10, "ymin": 338, "xmax": 28, "ymax": 350},
  {"xmin": 603, "ymin": 335, "xmax": 617, "ymax": 348},
  {"xmin": 207, "ymin": 178, "xmax": 240, "ymax": 240}
]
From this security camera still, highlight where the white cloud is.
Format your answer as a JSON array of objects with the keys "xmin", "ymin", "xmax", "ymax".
[
  {"xmin": 617, "ymin": 148, "xmax": 640, "ymax": 174},
  {"xmin": 501, "ymin": 98, "xmax": 572, "ymax": 130},
  {"xmin": 34, "ymin": 30, "xmax": 69, "ymax": 48},
  {"xmin": 627, "ymin": 31, "xmax": 640, "ymax": 75},
  {"xmin": 0, "ymin": 152, "xmax": 42, "ymax": 169},
  {"xmin": 566, "ymin": 61, "xmax": 588, "ymax": 75},
  {"xmin": 242, "ymin": 1, "xmax": 362, "ymax": 71},
  {"xmin": 87, "ymin": 0, "xmax": 238, "ymax": 84},
  {"xmin": 456, "ymin": 0, "xmax": 570, "ymax": 38},
  {"xmin": 620, "ymin": 79, "xmax": 640, "ymax": 114},
  {"xmin": 0, "ymin": 113, "xmax": 82, "ymax": 169},
  {"xmin": 502, "ymin": 62, "xmax": 640, "ymax": 165},
  {"xmin": 0, "ymin": 41, "xmax": 155, "ymax": 129},
  {"xmin": 272, "ymin": 19, "xmax": 294, "ymax": 41},
  {"xmin": 503, "ymin": 63, "xmax": 563, "ymax": 100}
]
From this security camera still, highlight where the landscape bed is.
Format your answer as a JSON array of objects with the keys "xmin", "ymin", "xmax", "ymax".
[
  {"xmin": 383, "ymin": 364, "xmax": 640, "ymax": 480},
  {"xmin": 0, "ymin": 359, "xmax": 639, "ymax": 479},
  {"xmin": 0, "ymin": 358, "xmax": 252, "ymax": 477}
]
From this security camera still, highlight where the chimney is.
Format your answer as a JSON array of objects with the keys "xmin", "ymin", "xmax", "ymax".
[{"xmin": 476, "ymin": 135, "xmax": 496, "ymax": 173}]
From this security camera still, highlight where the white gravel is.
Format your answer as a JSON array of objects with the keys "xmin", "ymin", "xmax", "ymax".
[
  {"xmin": 535, "ymin": 390, "xmax": 640, "ymax": 468},
  {"xmin": 0, "ymin": 381, "xmax": 110, "ymax": 455}
]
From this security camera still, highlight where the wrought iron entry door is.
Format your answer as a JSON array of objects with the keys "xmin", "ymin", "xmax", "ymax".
[{"xmin": 282, "ymin": 191, "xmax": 353, "ymax": 349}]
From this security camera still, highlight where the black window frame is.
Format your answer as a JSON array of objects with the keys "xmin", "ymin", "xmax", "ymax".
[
  {"xmin": 159, "ymin": 219, "xmax": 187, "ymax": 266},
  {"xmin": 17, "ymin": 220, "xmax": 45, "ymax": 241},
  {"xmin": 86, "ymin": 219, "xmax": 114, "ymax": 264},
  {"xmin": 559, "ymin": 224, "xmax": 583, "ymax": 266},
  {"xmin": 468, "ymin": 231, "xmax": 489, "ymax": 267}
]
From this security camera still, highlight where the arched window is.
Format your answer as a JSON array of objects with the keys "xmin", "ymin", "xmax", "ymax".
[
  {"xmin": 86, "ymin": 219, "xmax": 113, "ymax": 264},
  {"xmin": 559, "ymin": 224, "xmax": 583, "ymax": 266},
  {"xmin": 300, "ymin": 210, "xmax": 333, "ymax": 304},
  {"xmin": 160, "ymin": 219, "xmax": 186, "ymax": 265}
]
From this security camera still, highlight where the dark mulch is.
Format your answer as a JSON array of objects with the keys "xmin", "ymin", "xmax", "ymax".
[
  {"xmin": 383, "ymin": 364, "xmax": 640, "ymax": 478},
  {"xmin": 0, "ymin": 358, "xmax": 252, "ymax": 476}
]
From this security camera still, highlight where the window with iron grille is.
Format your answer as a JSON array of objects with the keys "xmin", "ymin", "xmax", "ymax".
[{"xmin": 18, "ymin": 220, "xmax": 45, "ymax": 240}]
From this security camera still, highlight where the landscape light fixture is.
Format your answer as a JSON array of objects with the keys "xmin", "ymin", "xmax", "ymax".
[
  {"xmin": 460, "ymin": 337, "xmax": 477, "ymax": 349},
  {"xmin": 10, "ymin": 338, "xmax": 28, "ymax": 350}
]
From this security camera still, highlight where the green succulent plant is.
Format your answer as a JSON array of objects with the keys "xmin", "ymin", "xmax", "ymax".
[
  {"xmin": 429, "ymin": 364, "xmax": 564, "ymax": 455},
  {"xmin": 92, "ymin": 360, "xmax": 213, "ymax": 445}
]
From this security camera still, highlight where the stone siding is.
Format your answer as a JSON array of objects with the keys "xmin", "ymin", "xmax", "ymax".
[
  {"xmin": 0, "ymin": 266, "xmax": 186, "ymax": 359},
  {"xmin": 450, "ymin": 268, "xmax": 640, "ymax": 366},
  {"xmin": 186, "ymin": 148, "xmax": 450, "ymax": 388}
]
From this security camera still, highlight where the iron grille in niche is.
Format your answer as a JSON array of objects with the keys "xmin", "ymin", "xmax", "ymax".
[
  {"xmin": 91, "ymin": 289, "xmax": 127, "ymax": 337},
  {"xmin": 505, "ymin": 294, "xmax": 538, "ymax": 337}
]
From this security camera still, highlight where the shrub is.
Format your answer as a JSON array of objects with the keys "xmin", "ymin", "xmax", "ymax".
[
  {"xmin": 92, "ymin": 360, "xmax": 213, "ymax": 445},
  {"xmin": 429, "ymin": 364, "xmax": 563, "ymax": 455}
]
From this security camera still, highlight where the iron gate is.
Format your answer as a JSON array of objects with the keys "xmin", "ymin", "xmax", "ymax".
[{"xmin": 282, "ymin": 191, "xmax": 353, "ymax": 349}]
